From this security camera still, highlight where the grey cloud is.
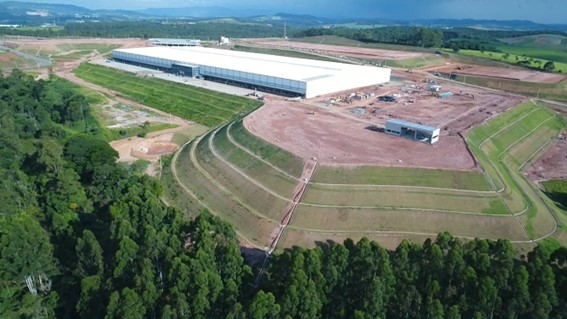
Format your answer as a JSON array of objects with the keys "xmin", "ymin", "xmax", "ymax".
[{"xmin": 23, "ymin": 0, "xmax": 566, "ymax": 23}]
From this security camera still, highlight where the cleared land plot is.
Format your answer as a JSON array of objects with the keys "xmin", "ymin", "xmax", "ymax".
[
  {"xmin": 311, "ymin": 166, "xmax": 491, "ymax": 191},
  {"xmin": 382, "ymin": 56, "xmax": 445, "ymax": 69},
  {"xmin": 434, "ymin": 64, "xmax": 566, "ymax": 84},
  {"xmin": 0, "ymin": 50, "xmax": 34, "ymax": 69},
  {"xmin": 301, "ymin": 185, "xmax": 504, "ymax": 214},
  {"xmin": 171, "ymin": 124, "xmax": 210, "ymax": 145},
  {"xmin": 174, "ymin": 141, "xmax": 279, "ymax": 245},
  {"xmin": 244, "ymin": 98, "xmax": 478, "ymax": 169},
  {"xmin": 291, "ymin": 35, "xmax": 433, "ymax": 53},
  {"xmin": 3, "ymin": 38, "xmax": 145, "ymax": 53},
  {"xmin": 288, "ymin": 206, "xmax": 528, "ymax": 240},
  {"xmin": 467, "ymin": 101, "xmax": 565, "ymax": 238},
  {"xmin": 244, "ymin": 38, "xmax": 432, "ymax": 60},
  {"xmin": 246, "ymin": 69, "xmax": 523, "ymax": 161},
  {"xmin": 74, "ymin": 63, "xmax": 261, "ymax": 127},
  {"xmin": 446, "ymin": 73, "xmax": 567, "ymax": 102},
  {"xmin": 212, "ymin": 124, "xmax": 298, "ymax": 197},
  {"xmin": 232, "ymin": 45, "xmax": 340, "ymax": 62},
  {"xmin": 230, "ymin": 120, "xmax": 305, "ymax": 178},
  {"xmin": 526, "ymin": 136, "xmax": 567, "ymax": 182},
  {"xmin": 196, "ymin": 132, "xmax": 290, "ymax": 220}
]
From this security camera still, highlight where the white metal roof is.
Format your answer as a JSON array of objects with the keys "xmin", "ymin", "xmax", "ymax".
[
  {"xmin": 114, "ymin": 46, "xmax": 387, "ymax": 83},
  {"xmin": 148, "ymin": 38, "xmax": 201, "ymax": 45},
  {"xmin": 387, "ymin": 119, "xmax": 439, "ymax": 133}
]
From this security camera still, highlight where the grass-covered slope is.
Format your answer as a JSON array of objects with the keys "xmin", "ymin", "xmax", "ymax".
[{"xmin": 74, "ymin": 63, "xmax": 262, "ymax": 127}]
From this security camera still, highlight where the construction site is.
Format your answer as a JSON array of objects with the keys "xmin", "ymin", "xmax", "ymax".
[
  {"xmin": 430, "ymin": 64, "xmax": 566, "ymax": 84},
  {"xmin": 245, "ymin": 69, "xmax": 523, "ymax": 169},
  {"xmin": 240, "ymin": 37, "xmax": 433, "ymax": 61},
  {"xmin": 3, "ymin": 35, "xmax": 564, "ymax": 252}
]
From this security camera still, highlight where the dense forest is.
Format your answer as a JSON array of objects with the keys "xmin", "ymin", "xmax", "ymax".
[
  {"xmin": 1, "ymin": 70, "xmax": 567, "ymax": 318},
  {"xmin": 0, "ymin": 21, "xmax": 283, "ymax": 39},
  {"xmin": 295, "ymin": 27, "xmax": 566, "ymax": 51},
  {"xmin": 2, "ymin": 21, "xmax": 564, "ymax": 53}
]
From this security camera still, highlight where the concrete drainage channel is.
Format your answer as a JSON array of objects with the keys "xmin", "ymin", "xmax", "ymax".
[{"xmin": 255, "ymin": 160, "xmax": 318, "ymax": 286}]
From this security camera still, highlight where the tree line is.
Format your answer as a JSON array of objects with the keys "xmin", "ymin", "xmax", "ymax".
[
  {"xmin": 0, "ymin": 20, "xmax": 283, "ymax": 39},
  {"xmin": 1, "ymin": 70, "xmax": 567, "ymax": 318},
  {"xmin": 294, "ymin": 26, "xmax": 565, "ymax": 52},
  {"xmin": 295, "ymin": 27, "xmax": 445, "ymax": 48}
]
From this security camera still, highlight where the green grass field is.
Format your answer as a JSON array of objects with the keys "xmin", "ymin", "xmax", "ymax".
[
  {"xmin": 74, "ymin": 63, "xmax": 262, "ymax": 127},
  {"xmin": 171, "ymin": 139, "xmax": 279, "ymax": 244},
  {"xmin": 287, "ymin": 206, "xmax": 527, "ymax": 240},
  {"xmin": 229, "ymin": 120, "xmax": 305, "ymax": 178},
  {"xmin": 311, "ymin": 166, "xmax": 491, "ymax": 191},
  {"xmin": 451, "ymin": 49, "xmax": 567, "ymax": 73},
  {"xmin": 197, "ymin": 129, "xmax": 290, "ymax": 220},
  {"xmin": 496, "ymin": 45, "xmax": 567, "ymax": 64},
  {"xmin": 51, "ymin": 50, "xmax": 93, "ymax": 62},
  {"xmin": 498, "ymin": 34, "xmax": 567, "ymax": 64},
  {"xmin": 108, "ymin": 122, "xmax": 178, "ymax": 140},
  {"xmin": 467, "ymin": 101, "xmax": 566, "ymax": 238},
  {"xmin": 65, "ymin": 43, "xmax": 120, "ymax": 56},
  {"xmin": 213, "ymin": 124, "xmax": 298, "ymax": 197},
  {"xmin": 301, "ymin": 184, "xmax": 503, "ymax": 214},
  {"xmin": 170, "ymin": 124, "xmax": 209, "ymax": 145}
]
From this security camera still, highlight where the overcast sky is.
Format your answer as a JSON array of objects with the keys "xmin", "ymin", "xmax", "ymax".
[{"xmin": 34, "ymin": 0, "xmax": 565, "ymax": 23}]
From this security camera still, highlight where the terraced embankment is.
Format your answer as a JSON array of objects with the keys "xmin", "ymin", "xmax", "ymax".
[{"xmin": 169, "ymin": 101, "xmax": 566, "ymax": 251}]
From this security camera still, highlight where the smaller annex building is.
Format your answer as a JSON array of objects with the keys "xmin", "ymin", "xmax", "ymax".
[{"xmin": 385, "ymin": 119, "xmax": 440, "ymax": 144}]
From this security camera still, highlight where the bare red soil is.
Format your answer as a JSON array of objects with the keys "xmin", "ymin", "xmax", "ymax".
[
  {"xmin": 430, "ymin": 64, "xmax": 566, "ymax": 84},
  {"xmin": 241, "ymin": 38, "xmax": 432, "ymax": 60},
  {"xmin": 244, "ymin": 72, "xmax": 524, "ymax": 171},
  {"xmin": 526, "ymin": 134, "xmax": 567, "ymax": 184}
]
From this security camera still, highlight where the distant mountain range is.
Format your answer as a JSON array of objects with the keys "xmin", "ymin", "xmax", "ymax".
[{"xmin": 0, "ymin": 1, "xmax": 566, "ymax": 32}]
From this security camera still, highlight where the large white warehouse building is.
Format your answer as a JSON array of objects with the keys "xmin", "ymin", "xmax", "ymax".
[{"xmin": 111, "ymin": 46, "xmax": 391, "ymax": 98}]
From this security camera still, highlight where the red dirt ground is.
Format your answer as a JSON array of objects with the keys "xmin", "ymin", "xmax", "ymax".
[
  {"xmin": 147, "ymin": 142, "xmax": 179, "ymax": 155},
  {"xmin": 241, "ymin": 38, "xmax": 432, "ymax": 60},
  {"xmin": 244, "ymin": 72, "xmax": 524, "ymax": 171},
  {"xmin": 245, "ymin": 98, "xmax": 475, "ymax": 170},
  {"xmin": 526, "ymin": 134, "xmax": 567, "ymax": 185},
  {"xmin": 430, "ymin": 64, "xmax": 566, "ymax": 84},
  {"xmin": 0, "ymin": 53, "xmax": 13, "ymax": 62},
  {"xmin": 2, "ymin": 38, "xmax": 147, "ymax": 49}
]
